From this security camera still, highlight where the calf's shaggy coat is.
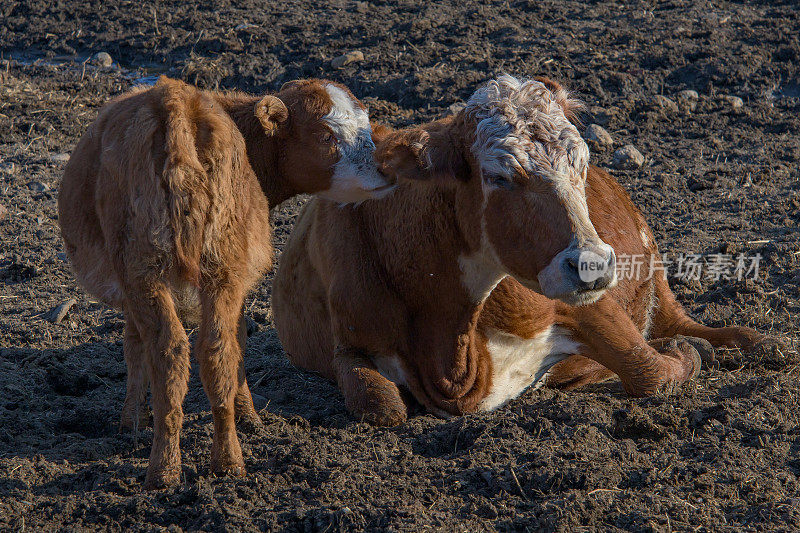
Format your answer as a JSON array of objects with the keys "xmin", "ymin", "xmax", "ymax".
[
  {"xmin": 58, "ymin": 77, "xmax": 390, "ymax": 488},
  {"xmin": 272, "ymin": 75, "xmax": 771, "ymax": 425}
]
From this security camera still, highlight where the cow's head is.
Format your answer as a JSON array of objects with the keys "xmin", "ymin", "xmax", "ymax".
[
  {"xmin": 256, "ymin": 79, "xmax": 394, "ymax": 203},
  {"xmin": 377, "ymin": 74, "xmax": 616, "ymax": 305}
]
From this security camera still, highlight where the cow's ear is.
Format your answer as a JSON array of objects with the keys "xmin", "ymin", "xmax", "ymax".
[
  {"xmin": 254, "ymin": 95, "xmax": 289, "ymax": 136},
  {"xmin": 375, "ymin": 119, "xmax": 468, "ymax": 182},
  {"xmin": 279, "ymin": 79, "xmax": 307, "ymax": 92},
  {"xmin": 535, "ymin": 76, "xmax": 585, "ymax": 126}
]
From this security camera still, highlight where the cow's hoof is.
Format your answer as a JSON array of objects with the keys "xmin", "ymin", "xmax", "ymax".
[
  {"xmin": 651, "ymin": 336, "xmax": 702, "ymax": 381},
  {"xmin": 345, "ymin": 383, "xmax": 408, "ymax": 427},
  {"xmin": 675, "ymin": 335, "xmax": 716, "ymax": 372},
  {"xmin": 675, "ymin": 335, "xmax": 715, "ymax": 369},
  {"xmin": 351, "ymin": 403, "xmax": 408, "ymax": 427}
]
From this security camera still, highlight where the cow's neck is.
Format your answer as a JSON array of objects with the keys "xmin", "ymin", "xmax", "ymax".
[{"xmin": 213, "ymin": 93, "xmax": 294, "ymax": 206}]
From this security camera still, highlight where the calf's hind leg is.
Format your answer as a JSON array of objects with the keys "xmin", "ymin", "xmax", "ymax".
[
  {"xmin": 195, "ymin": 281, "xmax": 248, "ymax": 477},
  {"xmin": 233, "ymin": 312, "xmax": 264, "ymax": 431},
  {"xmin": 125, "ymin": 286, "xmax": 191, "ymax": 490},
  {"xmin": 119, "ymin": 312, "xmax": 150, "ymax": 431},
  {"xmin": 120, "ymin": 308, "xmax": 261, "ymax": 432}
]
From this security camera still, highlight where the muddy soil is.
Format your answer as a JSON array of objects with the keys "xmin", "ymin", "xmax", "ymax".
[{"xmin": 1, "ymin": 0, "xmax": 799, "ymax": 531}]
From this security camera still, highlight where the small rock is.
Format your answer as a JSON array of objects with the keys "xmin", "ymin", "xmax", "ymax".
[
  {"xmin": 354, "ymin": 1, "xmax": 369, "ymax": 13},
  {"xmin": 91, "ymin": 52, "xmax": 113, "ymax": 68},
  {"xmin": 27, "ymin": 181, "xmax": 49, "ymax": 193},
  {"xmin": 0, "ymin": 204, "xmax": 7, "ymax": 221},
  {"xmin": 584, "ymin": 124, "xmax": 613, "ymax": 149},
  {"xmin": 50, "ymin": 152, "xmax": 70, "ymax": 164},
  {"xmin": 652, "ymin": 94, "xmax": 679, "ymax": 114},
  {"xmin": 721, "ymin": 95, "xmax": 744, "ymax": 110},
  {"xmin": 676, "ymin": 90, "xmax": 700, "ymax": 112},
  {"xmin": 330, "ymin": 50, "xmax": 364, "ymax": 69},
  {"xmin": 234, "ymin": 23, "xmax": 257, "ymax": 31},
  {"xmin": 448, "ymin": 102, "xmax": 465, "ymax": 115},
  {"xmin": 612, "ymin": 145, "xmax": 644, "ymax": 170},
  {"xmin": 589, "ymin": 106, "xmax": 620, "ymax": 127},
  {"xmin": 0, "ymin": 162, "xmax": 15, "ymax": 175},
  {"xmin": 45, "ymin": 299, "xmax": 77, "ymax": 324}
]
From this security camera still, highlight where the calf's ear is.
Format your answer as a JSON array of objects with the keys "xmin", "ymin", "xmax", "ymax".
[
  {"xmin": 254, "ymin": 95, "xmax": 289, "ymax": 136},
  {"xmin": 376, "ymin": 123, "xmax": 467, "ymax": 183}
]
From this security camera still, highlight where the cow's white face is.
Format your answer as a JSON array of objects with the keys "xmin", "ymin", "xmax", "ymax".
[{"xmin": 464, "ymin": 75, "xmax": 616, "ymax": 305}]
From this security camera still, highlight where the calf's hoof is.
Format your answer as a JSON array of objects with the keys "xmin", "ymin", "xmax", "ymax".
[
  {"xmin": 211, "ymin": 457, "xmax": 246, "ymax": 478},
  {"xmin": 236, "ymin": 410, "xmax": 265, "ymax": 433},
  {"xmin": 144, "ymin": 465, "xmax": 181, "ymax": 490}
]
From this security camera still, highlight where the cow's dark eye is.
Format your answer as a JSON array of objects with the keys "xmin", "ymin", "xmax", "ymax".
[{"xmin": 485, "ymin": 173, "xmax": 515, "ymax": 189}]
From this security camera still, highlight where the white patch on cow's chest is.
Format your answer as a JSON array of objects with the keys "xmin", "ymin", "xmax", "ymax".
[{"xmin": 479, "ymin": 326, "xmax": 582, "ymax": 411}]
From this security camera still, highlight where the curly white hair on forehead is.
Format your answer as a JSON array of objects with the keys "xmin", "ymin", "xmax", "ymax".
[{"xmin": 463, "ymin": 74, "xmax": 589, "ymax": 179}]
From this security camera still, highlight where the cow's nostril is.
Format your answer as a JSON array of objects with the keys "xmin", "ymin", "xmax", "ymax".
[{"xmin": 567, "ymin": 257, "xmax": 579, "ymax": 272}]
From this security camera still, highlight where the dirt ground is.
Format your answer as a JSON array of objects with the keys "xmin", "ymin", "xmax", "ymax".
[{"xmin": 1, "ymin": 0, "xmax": 799, "ymax": 530}]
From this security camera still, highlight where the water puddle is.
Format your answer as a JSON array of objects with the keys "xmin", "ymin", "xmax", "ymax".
[{"xmin": 3, "ymin": 51, "xmax": 169, "ymax": 87}]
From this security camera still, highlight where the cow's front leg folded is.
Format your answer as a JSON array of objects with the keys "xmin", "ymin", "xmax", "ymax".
[
  {"xmin": 333, "ymin": 345, "xmax": 408, "ymax": 427},
  {"xmin": 565, "ymin": 297, "xmax": 703, "ymax": 397}
]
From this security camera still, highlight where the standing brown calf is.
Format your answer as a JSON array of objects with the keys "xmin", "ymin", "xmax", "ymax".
[
  {"xmin": 58, "ymin": 76, "xmax": 391, "ymax": 488},
  {"xmin": 272, "ymin": 75, "xmax": 774, "ymax": 425}
]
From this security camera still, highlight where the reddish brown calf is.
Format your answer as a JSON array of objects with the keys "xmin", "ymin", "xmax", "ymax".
[{"xmin": 58, "ymin": 76, "xmax": 390, "ymax": 488}]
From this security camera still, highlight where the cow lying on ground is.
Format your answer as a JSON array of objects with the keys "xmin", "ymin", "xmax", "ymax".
[
  {"xmin": 272, "ymin": 74, "xmax": 772, "ymax": 425},
  {"xmin": 58, "ymin": 76, "xmax": 391, "ymax": 488}
]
